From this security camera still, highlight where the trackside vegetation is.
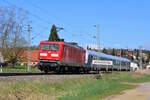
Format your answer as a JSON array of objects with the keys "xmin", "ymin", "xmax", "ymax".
[
  {"xmin": 0, "ymin": 72, "xmax": 150, "ymax": 100},
  {"xmin": 59, "ymin": 72, "xmax": 150, "ymax": 100},
  {"xmin": 1, "ymin": 65, "xmax": 40, "ymax": 73}
]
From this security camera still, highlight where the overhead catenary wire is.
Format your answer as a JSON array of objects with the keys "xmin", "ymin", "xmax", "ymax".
[
  {"xmin": 26, "ymin": 1, "xmax": 72, "ymax": 28},
  {"xmin": 2, "ymin": 0, "xmax": 96, "ymax": 45},
  {"xmin": 23, "ymin": 0, "xmax": 83, "ymax": 41},
  {"xmin": 2, "ymin": 0, "xmax": 53, "ymax": 40},
  {"xmin": 3, "ymin": 0, "xmax": 78, "ymax": 41},
  {"xmin": 21, "ymin": 1, "xmax": 93, "ymax": 40},
  {"xmin": 2, "ymin": 0, "xmax": 53, "ymax": 25}
]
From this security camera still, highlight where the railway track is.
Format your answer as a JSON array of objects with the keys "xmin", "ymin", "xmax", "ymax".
[
  {"xmin": 0, "ymin": 72, "xmax": 51, "ymax": 76},
  {"xmin": 0, "ymin": 72, "xmax": 102, "ymax": 76},
  {"xmin": 0, "ymin": 68, "xmax": 116, "ymax": 77},
  {"xmin": 0, "ymin": 72, "xmax": 114, "ymax": 83}
]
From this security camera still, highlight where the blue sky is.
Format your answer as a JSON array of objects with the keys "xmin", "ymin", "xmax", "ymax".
[{"xmin": 0, "ymin": 0, "xmax": 150, "ymax": 49}]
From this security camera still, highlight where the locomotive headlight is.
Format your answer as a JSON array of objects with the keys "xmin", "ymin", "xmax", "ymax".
[
  {"xmin": 40, "ymin": 53, "xmax": 47, "ymax": 56},
  {"xmin": 51, "ymin": 54, "xmax": 59, "ymax": 57}
]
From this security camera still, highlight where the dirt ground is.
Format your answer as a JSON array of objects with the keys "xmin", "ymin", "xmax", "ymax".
[
  {"xmin": 105, "ymin": 82, "xmax": 150, "ymax": 100},
  {"xmin": 105, "ymin": 70, "xmax": 150, "ymax": 100}
]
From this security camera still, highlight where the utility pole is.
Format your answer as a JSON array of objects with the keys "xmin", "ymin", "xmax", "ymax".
[
  {"xmin": 27, "ymin": 21, "xmax": 31, "ymax": 72},
  {"xmin": 139, "ymin": 46, "xmax": 143, "ymax": 70},
  {"xmin": 120, "ymin": 49, "xmax": 122, "ymax": 71},
  {"xmin": 96, "ymin": 24, "xmax": 100, "ymax": 52}
]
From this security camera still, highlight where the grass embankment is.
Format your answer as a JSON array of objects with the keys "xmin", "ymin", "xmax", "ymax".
[
  {"xmin": 0, "ymin": 72, "xmax": 150, "ymax": 100},
  {"xmin": 1, "ymin": 65, "xmax": 40, "ymax": 73}
]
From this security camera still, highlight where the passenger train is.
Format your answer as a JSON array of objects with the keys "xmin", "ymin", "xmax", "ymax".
[
  {"xmin": 38, "ymin": 41, "xmax": 131, "ymax": 73},
  {"xmin": 85, "ymin": 50, "xmax": 130, "ymax": 71}
]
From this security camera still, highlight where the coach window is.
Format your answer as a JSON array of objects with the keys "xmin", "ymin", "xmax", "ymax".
[
  {"xmin": 114, "ymin": 61, "xmax": 116, "ymax": 65},
  {"xmin": 100, "ymin": 57, "xmax": 103, "ymax": 60},
  {"xmin": 89, "ymin": 55, "xmax": 92, "ymax": 60},
  {"xmin": 93, "ymin": 56, "xmax": 94, "ymax": 59},
  {"xmin": 116, "ymin": 61, "xmax": 119, "ymax": 65}
]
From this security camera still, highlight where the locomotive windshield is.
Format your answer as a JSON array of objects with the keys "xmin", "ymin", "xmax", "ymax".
[{"xmin": 41, "ymin": 44, "xmax": 59, "ymax": 51}]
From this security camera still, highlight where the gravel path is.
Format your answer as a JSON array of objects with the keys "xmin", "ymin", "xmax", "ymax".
[
  {"xmin": 105, "ymin": 82, "xmax": 150, "ymax": 100},
  {"xmin": 0, "ymin": 74, "xmax": 95, "ymax": 83}
]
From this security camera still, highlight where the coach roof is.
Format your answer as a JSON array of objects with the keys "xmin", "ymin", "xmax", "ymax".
[{"xmin": 87, "ymin": 50, "xmax": 131, "ymax": 62}]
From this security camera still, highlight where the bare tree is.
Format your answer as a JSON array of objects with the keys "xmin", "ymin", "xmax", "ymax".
[{"xmin": 0, "ymin": 7, "xmax": 28, "ymax": 66}]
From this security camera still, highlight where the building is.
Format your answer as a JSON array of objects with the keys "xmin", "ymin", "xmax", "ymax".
[{"xmin": 19, "ymin": 50, "xmax": 39, "ymax": 66}]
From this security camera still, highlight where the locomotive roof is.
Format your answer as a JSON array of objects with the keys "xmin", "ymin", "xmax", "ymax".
[
  {"xmin": 40, "ymin": 41, "xmax": 64, "ymax": 44},
  {"xmin": 65, "ymin": 42, "xmax": 84, "ymax": 49},
  {"xmin": 40, "ymin": 41, "xmax": 84, "ymax": 49},
  {"xmin": 87, "ymin": 50, "xmax": 131, "ymax": 62}
]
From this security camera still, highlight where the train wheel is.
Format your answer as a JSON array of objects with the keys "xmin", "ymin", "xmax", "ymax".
[
  {"xmin": 56, "ymin": 66, "xmax": 61, "ymax": 74},
  {"xmin": 106, "ymin": 68, "xmax": 108, "ymax": 72},
  {"xmin": 83, "ymin": 68, "xmax": 87, "ymax": 74},
  {"xmin": 44, "ymin": 70, "xmax": 48, "ymax": 74},
  {"xmin": 75, "ymin": 67, "xmax": 80, "ymax": 74}
]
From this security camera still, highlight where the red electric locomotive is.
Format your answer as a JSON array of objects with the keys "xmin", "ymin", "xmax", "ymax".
[{"xmin": 38, "ymin": 41, "xmax": 85, "ymax": 73}]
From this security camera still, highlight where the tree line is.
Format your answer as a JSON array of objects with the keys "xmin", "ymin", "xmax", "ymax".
[
  {"xmin": 102, "ymin": 48, "xmax": 150, "ymax": 64},
  {"xmin": 87, "ymin": 46, "xmax": 150, "ymax": 64}
]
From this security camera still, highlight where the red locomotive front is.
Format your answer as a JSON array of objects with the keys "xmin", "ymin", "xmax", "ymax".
[
  {"xmin": 38, "ymin": 41, "xmax": 63, "ymax": 61},
  {"xmin": 38, "ymin": 41, "xmax": 85, "ymax": 73}
]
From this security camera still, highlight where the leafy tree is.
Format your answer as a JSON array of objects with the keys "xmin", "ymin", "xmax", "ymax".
[
  {"xmin": 136, "ymin": 49, "xmax": 140, "ymax": 60},
  {"xmin": 112, "ymin": 48, "xmax": 115, "ymax": 56},
  {"xmin": 120, "ymin": 49, "xmax": 124, "ymax": 57},
  {"xmin": 131, "ymin": 51, "xmax": 134, "ymax": 61},
  {"xmin": 131, "ymin": 56, "xmax": 134, "ymax": 61},
  {"xmin": 102, "ymin": 48, "xmax": 107, "ymax": 54},
  {"xmin": 147, "ymin": 52, "xmax": 150, "ymax": 63},
  {"xmin": 48, "ymin": 25, "xmax": 60, "ymax": 41}
]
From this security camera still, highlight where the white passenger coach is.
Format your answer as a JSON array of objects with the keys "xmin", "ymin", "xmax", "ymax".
[{"xmin": 85, "ymin": 50, "xmax": 131, "ymax": 71}]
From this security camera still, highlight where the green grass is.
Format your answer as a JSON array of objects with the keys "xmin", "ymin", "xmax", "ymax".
[
  {"xmin": 0, "ymin": 72, "xmax": 150, "ymax": 100},
  {"xmin": 59, "ymin": 72, "xmax": 137, "ymax": 100},
  {"xmin": 1, "ymin": 65, "xmax": 40, "ymax": 73}
]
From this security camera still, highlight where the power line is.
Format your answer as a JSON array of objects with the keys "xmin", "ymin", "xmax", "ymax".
[
  {"xmin": 25, "ymin": 1, "xmax": 73, "ymax": 29},
  {"xmin": 2, "ymin": 0, "xmax": 95, "ymax": 44},
  {"xmin": 31, "ymin": 27, "xmax": 49, "ymax": 40},
  {"xmin": 3, "ymin": 0, "xmax": 79, "ymax": 40},
  {"xmin": 2, "ymin": 0, "xmax": 53, "ymax": 25},
  {"xmin": 22, "ymin": 1, "xmax": 90, "ymax": 40},
  {"xmin": 2, "ymin": 0, "xmax": 53, "ymax": 40}
]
